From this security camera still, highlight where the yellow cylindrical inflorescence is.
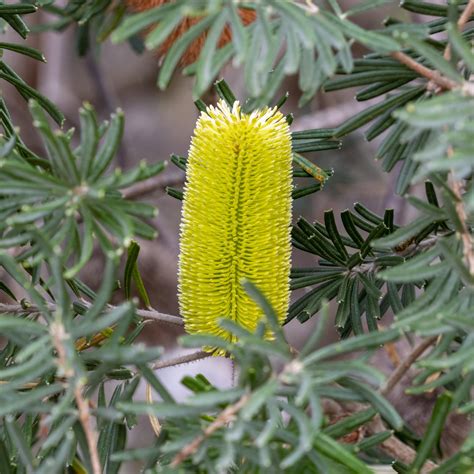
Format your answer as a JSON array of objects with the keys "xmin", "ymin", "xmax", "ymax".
[{"xmin": 178, "ymin": 100, "xmax": 293, "ymax": 354}]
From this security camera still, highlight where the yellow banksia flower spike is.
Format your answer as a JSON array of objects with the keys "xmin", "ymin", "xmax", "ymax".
[{"xmin": 178, "ymin": 100, "xmax": 293, "ymax": 354}]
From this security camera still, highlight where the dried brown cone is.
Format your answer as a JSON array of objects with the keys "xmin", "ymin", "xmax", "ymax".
[{"xmin": 126, "ymin": 0, "xmax": 256, "ymax": 65}]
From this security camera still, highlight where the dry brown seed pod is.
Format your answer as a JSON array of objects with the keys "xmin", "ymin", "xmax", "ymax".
[{"xmin": 126, "ymin": 0, "xmax": 256, "ymax": 65}]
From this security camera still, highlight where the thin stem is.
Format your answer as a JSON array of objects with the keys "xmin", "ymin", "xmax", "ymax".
[
  {"xmin": 0, "ymin": 302, "xmax": 184, "ymax": 327},
  {"xmin": 390, "ymin": 51, "xmax": 458, "ymax": 91},
  {"xmin": 448, "ymin": 171, "xmax": 474, "ymax": 275},
  {"xmin": 443, "ymin": 0, "xmax": 474, "ymax": 63},
  {"xmin": 444, "ymin": 136, "xmax": 474, "ymax": 276},
  {"xmin": 123, "ymin": 171, "xmax": 184, "ymax": 200},
  {"xmin": 74, "ymin": 383, "xmax": 102, "ymax": 474},
  {"xmin": 381, "ymin": 336, "xmax": 437, "ymax": 396},
  {"xmin": 136, "ymin": 307, "xmax": 184, "ymax": 326},
  {"xmin": 146, "ymin": 383, "xmax": 162, "ymax": 437},
  {"xmin": 151, "ymin": 350, "xmax": 209, "ymax": 370},
  {"xmin": 171, "ymin": 393, "xmax": 251, "ymax": 467}
]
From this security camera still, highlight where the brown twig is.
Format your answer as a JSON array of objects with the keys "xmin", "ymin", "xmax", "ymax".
[
  {"xmin": 74, "ymin": 382, "xmax": 101, "ymax": 474},
  {"xmin": 123, "ymin": 171, "xmax": 184, "ymax": 200},
  {"xmin": 390, "ymin": 51, "xmax": 459, "ymax": 91},
  {"xmin": 51, "ymin": 322, "xmax": 101, "ymax": 474},
  {"xmin": 375, "ymin": 336, "xmax": 440, "ymax": 470},
  {"xmin": 151, "ymin": 350, "xmax": 209, "ymax": 370},
  {"xmin": 170, "ymin": 393, "xmax": 250, "ymax": 467},
  {"xmin": 381, "ymin": 336, "xmax": 438, "ymax": 396}
]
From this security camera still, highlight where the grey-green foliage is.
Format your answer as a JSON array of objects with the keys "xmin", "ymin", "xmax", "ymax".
[
  {"xmin": 0, "ymin": 1, "xmax": 473, "ymax": 473},
  {"xmin": 0, "ymin": 102, "xmax": 165, "ymax": 278}
]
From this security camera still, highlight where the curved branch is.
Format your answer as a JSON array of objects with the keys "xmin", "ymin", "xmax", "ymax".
[
  {"xmin": 390, "ymin": 51, "xmax": 459, "ymax": 91},
  {"xmin": 381, "ymin": 336, "xmax": 438, "ymax": 396},
  {"xmin": 136, "ymin": 307, "xmax": 184, "ymax": 326},
  {"xmin": 0, "ymin": 303, "xmax": 184, "ymax": 327}
]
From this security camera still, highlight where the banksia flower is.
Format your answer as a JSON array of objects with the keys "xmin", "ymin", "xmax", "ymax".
[
  {"xmin": 179, "ymin": 101, "xmax": 293, "ymax": 354},
  {"xmin": 126, "ymin": 0, "xmax": 255, "ymax": 65}
]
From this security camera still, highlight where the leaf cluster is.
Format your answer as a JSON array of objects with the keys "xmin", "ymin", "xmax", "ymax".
[{"xmin": 119, "ymin": 288, "xmax": 402, "ymax": 474}]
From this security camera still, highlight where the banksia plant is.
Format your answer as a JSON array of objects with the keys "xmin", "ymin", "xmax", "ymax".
[
  {"xmin": 178, "ymin": 100, "xmax": 293, "ymax": 352},
  {"xmin": 126, "ymin": 0, "xmax": 256, "ymax": 65},
  {"xmin": 3, "ymin": 2, "xmax": 474, "ymax": 473}
]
